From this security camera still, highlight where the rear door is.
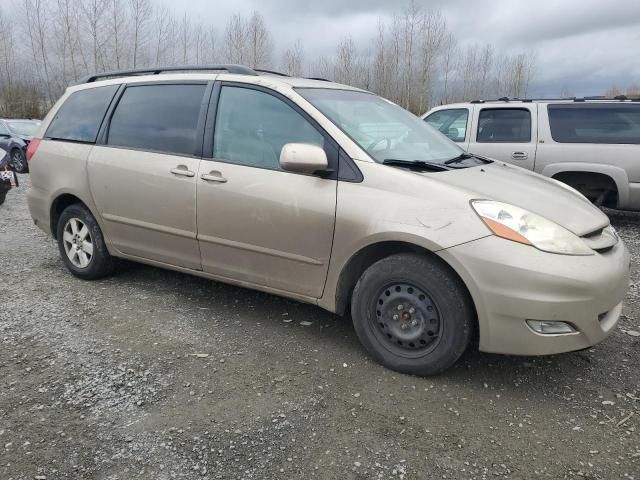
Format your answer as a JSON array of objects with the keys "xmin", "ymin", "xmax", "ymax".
[
  {"xmin": 468, "ymin": 104, "xmax": 537, "ymax": 170},
  {"xmin": 88, "ymin": 82, "xmax": 210, "ymax": 270},
  {"xmin": 196, "ymin": 83, "xmax": 338, "ymax": 298}
]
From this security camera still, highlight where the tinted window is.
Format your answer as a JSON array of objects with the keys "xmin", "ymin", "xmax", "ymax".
[
  {"xmin": 214, "ymin": 86, "xmax": 324, "ymax": 170},
  {"xmin": 108, "ymin": 84, "xmax": 206, "ymax": 156},
  {"xmin": 548, "ymin": 104, "xmax": 640, "ymax": 144},
  {"xmin": 424, "ymin": 109, "xmax": 469, "ymax": 142},
  {"xmin": 477, "ymin": 108, "xmax": 531, "ymax": 143},
  {"xmin": 46, "ymin": 85, "xmax": 118, "ymax": 142}
]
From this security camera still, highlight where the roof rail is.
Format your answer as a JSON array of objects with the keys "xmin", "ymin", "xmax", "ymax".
[
  {"xmin": 469, "ymin": 96, "xmax": 640, "ymax": 103},
  {"xmin": 76, "ymin": 64, "xmax": 260, "ymax": 84},
  {"xmin": 253, "ymin": 68, "xmax": 290, "ymax": 77}
]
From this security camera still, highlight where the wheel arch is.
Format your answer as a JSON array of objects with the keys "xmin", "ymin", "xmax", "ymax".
[
  {"xmin": 540, "ymin": 163, "xmax": 628, "ymax": 208},
  {"xmin": 50, "ymin": 192, "xmax": 95, "ymax": 240},
  {"xmin": 332, "ymin": 240, "xmax": 478, "ymax": 332}
]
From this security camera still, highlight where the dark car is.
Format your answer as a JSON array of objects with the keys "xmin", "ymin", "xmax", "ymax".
[{"xmin": 0, "ymin": 119, "xmax": 41, "ymax": 173}]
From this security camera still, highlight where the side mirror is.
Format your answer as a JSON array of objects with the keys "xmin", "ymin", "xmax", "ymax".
[{"xmin": 279, "ymin": 143, "xmax": 328, "ymax": 174}]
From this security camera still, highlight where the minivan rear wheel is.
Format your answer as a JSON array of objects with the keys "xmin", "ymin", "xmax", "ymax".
[
  {"xmin": 351, "ymin": 253, "xmax": 473, "ymax": 376},
  {"xmin": 56, "ymin": 204, "xmax": 115, "ymax": 279}
]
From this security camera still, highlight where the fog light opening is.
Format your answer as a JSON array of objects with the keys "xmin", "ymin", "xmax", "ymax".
[{"xmin": 526, "ymin": 320, "xmax": 576, "ymax": 335}]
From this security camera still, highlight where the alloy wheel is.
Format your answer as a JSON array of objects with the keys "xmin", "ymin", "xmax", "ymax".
[{"xmin": 62, "ymin": 218, "xmax": 94, "ymax": 268}]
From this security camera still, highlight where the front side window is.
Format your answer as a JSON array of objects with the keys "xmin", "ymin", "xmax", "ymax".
[
  {"xmin": 477, "ymin": 108, "xmax": 531, "ymax": 143},
  {"xmin": 213, "ymin": 86, "xmax": 324, "ymax": 170},
  {"xmin": 108, "ymin": 84, "xmax": 206, "ymax": 156},
  {"xmin": 46, "ymin": 85, "xmax": 119, "ymax": 143},
  {"xmin": 548, "ymin": 104, "xmax": 640, "ymax": 144},
  {"xmin": 424, "ymin": 109, "xmax": 469, "ymax": 142},
  {"xmin": 297, "ymin": 88, "xmax": 463, "ymax": 164}
]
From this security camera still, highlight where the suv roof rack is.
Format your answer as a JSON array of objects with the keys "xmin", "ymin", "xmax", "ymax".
[
  {"xmin": 76, "ymin": 64, "xmax": 261, "ymax": 84},
  {"xmin": 470, "ymin": 96, "xmax": 640, "ymax": 103}
]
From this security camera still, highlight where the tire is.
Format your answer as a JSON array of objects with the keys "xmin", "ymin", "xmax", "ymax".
[
  {"xmin": 351, "ymin": 253, "xmax": 474, "ymax": 376},
  {"xmin": 56, "ymin": 203, "xmax": 115, "ymax": 279},
  {"xmin": 10, "ymin": 148, "xmax": 28, "ymax": 173}
]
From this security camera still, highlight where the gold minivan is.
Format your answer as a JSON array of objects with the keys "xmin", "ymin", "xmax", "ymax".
[{"xmin": 27, "ymin": 65, "xmax": 630, "ymax": 375}]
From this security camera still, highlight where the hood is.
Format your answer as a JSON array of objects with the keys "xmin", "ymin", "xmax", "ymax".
[{"xmin": 422, "ymin": 162, "xmax": 609, "ymax": 236}]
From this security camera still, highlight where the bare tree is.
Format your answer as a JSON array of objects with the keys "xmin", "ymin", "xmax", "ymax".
[
  {"xmin": 129, "ymin": 0, "xmax": 152, "ymax": 68},
  {"xmin": 2, "ymin": 2, "xmax": 541, "ymax": 116},
  {"xmin": 440, "ymin": 32, "xmax": 457, "ymax": 104},
  {"xmin": 81, "ymin": 0, "xmax": 108, "ymax": 72},
  {"xmin": 108, "ymin": 0, "xmax": 127, "ymax": 69},
  {"xmin": 224, "ymin": 13, "xmax": 247, "ymax": 64},
  {"xmin": 152, "ymin": 4, "xmax": 174, "ymax": 65},
  {"xmin": 246, "ymin": 11, "xmax": 272, "ymax": 68},
  {"xmin": 282, "ymin": 40, "xmax": 304, "ymax": 76}
]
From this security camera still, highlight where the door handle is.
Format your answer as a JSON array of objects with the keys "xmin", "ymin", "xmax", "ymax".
[
  {"xmin": 200, "ymin": 171, "xmax": 227, "ymax": 183},
  {"xmin": 170, "ymin": 165, "xmax": 195, "ymax": 177},
  {"xmin": 511, "ymin": 151, "xmax": 529, "ymax": 160}
]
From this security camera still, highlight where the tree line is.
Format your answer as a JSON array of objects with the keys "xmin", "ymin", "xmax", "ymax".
[{"xmin": 0, "ymin": 0, "xmax": 537, "ymax": 118}]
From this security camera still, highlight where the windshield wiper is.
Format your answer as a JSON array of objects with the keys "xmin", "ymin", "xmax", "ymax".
[
  {"xmin": 382, "ymin": 159, "xmax": 451, "ymax": 171},
  {"xmin": 444, "ymin": 152, "xmax": 493, "ymax": 165},
  {"xmin": 443, "ymin": 152, "xmax": 475, "ymax": 165}
]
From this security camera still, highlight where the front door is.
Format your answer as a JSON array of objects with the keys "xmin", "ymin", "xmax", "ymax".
[
  {"xmin": 468, "ymin": 104, "xmax": 537, "ymax": 170},
  {"xmin": 88, "ymin": 83, "xmax": 208, "ymax": 270},
  {"xmin": 196, "ymin": 84, "xmax": 337, "ymax": 298}
]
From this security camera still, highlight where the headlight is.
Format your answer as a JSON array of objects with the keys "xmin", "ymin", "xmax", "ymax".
[{"xmin": 471, "ymin": 200, "xmax": 594, "ymax": 256}]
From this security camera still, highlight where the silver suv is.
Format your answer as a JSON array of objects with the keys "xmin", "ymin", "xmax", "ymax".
[
  {"xmin": 26, "ymin": 65, "xmax": 630, "ymax": 375},
  {"xmin": 423, "ymin": 98, "xmax": 640, "ymax": 210}
]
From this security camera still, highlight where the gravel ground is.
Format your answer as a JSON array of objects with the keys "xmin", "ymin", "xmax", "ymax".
[{"xmin": 1, "ymin": 175, "xmax": 639, "ymax": 480}]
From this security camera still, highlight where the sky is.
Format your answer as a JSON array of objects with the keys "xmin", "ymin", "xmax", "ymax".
[{"xmin": 179, "ymin": 0, "xmax": 640, "ymax": 97}]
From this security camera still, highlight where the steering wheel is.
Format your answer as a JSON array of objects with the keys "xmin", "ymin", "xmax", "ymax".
[{"xmin": 366, "ymin": 137, "xmax": 392, "ymax": 154}]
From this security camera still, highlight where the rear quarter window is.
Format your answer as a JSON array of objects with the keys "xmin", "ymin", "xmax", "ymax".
[
  {"xmin": 548, "ymin": 104, "xmax": 640, "ymax": 144},
  {"xmin": 45, "ymin": 85, "xmax": 119, "ymax": 143}
]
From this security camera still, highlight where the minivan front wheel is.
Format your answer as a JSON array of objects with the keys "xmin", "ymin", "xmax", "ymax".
[
  {"xmin": 351, "ymin": 253, "xmax": 473, "ymax": 376},
  {"xmin": 57, "ymin": 204, "xmax": 115, "ymax": 279}
]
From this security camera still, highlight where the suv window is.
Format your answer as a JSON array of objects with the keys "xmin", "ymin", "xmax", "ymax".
[
  {"xmin": 477, "ymin": 108, "xmax": 531, "ymax": 143},
  {"xmin": 108, "ymin": 84, "xmax": 206, "ymax": 156},
  {"xmin": 424, "ymin": 109, "xmax": 468, "ymax": 142},
  {"xmin": 213, "ymin": 86, "xmax": 324, "ymax": 170},
  {"xmin": 548, "ymin": 104, "xmax": 640, "ymax": 144},
  {"xmin": 46, "ymin": 85, "xmax": 118, "ymax": 143}
]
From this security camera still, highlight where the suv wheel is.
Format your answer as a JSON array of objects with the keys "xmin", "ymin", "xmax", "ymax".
[
  {"xmin": 351, "ymin": 253, "xmax": 473, "ymax": 376},
  {"xmin": 56, "ymin": 204, "xmax": 115, "ymax": 279},
  {"xmin": 10, "ymin": 148, "xmax": 28, "ymax": 173}
]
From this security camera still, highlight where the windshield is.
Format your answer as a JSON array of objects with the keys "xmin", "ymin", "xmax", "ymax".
[
  {"xmin": 7, "ymin": 120, "xmax": 41, "ymax": 136},
  {"xmin": 297, "ymin": 88, "xmax": 464, "ymax": 164}
]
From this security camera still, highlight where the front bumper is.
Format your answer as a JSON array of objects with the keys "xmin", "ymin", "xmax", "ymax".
[{"xmin": 438, "ymin": 235, "xmax": 630, "ymax": 355}]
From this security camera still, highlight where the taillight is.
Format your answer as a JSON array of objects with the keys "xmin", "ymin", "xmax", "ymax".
[{"xmin": 26, "ymin": 138, "xmax": 41, "ymax": 161}]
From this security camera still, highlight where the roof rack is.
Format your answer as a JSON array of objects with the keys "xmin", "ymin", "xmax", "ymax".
[
  {"xmin": 470, "ymin": 96, "xmax": 640, "ymax": 103},
  {"xmin": 253, "ymin": 68, "xmax": 290, "ymax": 77},
  {"xmin": 76, "ymin": 64, "xmax": 260, "ymax": 84}
]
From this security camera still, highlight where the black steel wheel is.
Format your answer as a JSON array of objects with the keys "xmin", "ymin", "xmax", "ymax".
[
  {"xmin": 373, "ymin": 282, "xmax": 442, "ymax": 357},
  {"xmin": 351, "ymin": 253, "xmax": 474, "ymax": 376}
]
